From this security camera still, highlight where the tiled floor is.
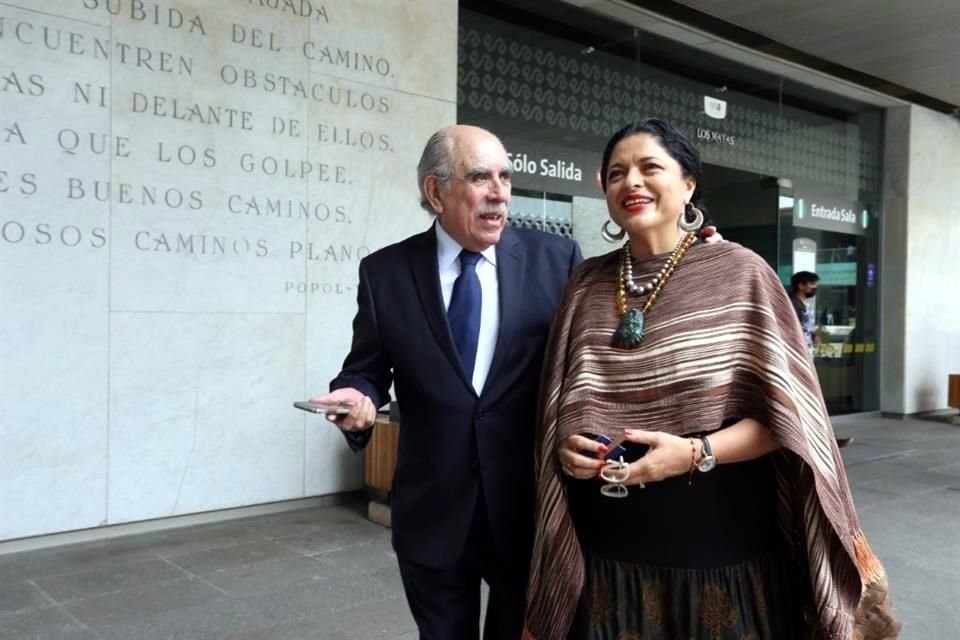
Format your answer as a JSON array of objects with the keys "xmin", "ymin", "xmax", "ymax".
[{"xmin": 0, "ymin": 413, "xmax": 956, "ymax": 639}]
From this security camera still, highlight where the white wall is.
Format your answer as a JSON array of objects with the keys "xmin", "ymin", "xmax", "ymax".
[
  {"xmin": 0, "ymin": 0, "xmax": 457, "ymax": 541},
  {"xmin": 881, "ymin": 106, "xmax": 960, "ymax": 414}
]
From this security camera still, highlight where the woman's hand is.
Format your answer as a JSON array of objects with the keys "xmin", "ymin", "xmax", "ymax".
[
  {"xmin": 620, "ymin": 429, "xmax": 693, "ymax": 486},
  {"xmin": 701, "ymin": 225, "xmax": 723, "ymax": 243},
  {"xmin": 557, "ymin": 434, "xmax": 607, "ymax": 480}
]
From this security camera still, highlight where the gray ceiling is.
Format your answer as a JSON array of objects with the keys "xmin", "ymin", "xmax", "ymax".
[{"xmin": 671, "ymin": 0, "xmax": 960, "ymax": 109}]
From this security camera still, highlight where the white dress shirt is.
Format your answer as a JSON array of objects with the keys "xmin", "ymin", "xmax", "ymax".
[{"xmin": 435, "ymin": 222, "xmax": 500, "ymax": 394}]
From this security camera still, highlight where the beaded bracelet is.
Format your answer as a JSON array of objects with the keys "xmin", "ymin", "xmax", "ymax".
[{"xmin": 687, "ymin": 438, "xmax": 698, "ymax": 485}]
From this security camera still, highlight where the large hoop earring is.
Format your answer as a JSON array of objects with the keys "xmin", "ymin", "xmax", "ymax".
[
  {"xmin": 601, "ymin": 220, "xmax": 625, "ymax": 243},
  {"xmin": 679, "ymin": 203, "xmax": 704, "ymax": 232}
]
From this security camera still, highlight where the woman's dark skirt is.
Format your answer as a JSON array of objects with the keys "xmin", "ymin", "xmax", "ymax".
[
  {"xmin": 565, "ymin": 443, "xmax": 807, "ymax": 640},
  {"xmin": 569, "ymin": 550, "xmax": 804, "ymax": 640}
]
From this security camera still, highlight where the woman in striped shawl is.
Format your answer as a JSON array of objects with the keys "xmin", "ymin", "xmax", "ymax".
[{"xmin": 523, "ymin": 119, "xmax": 899, "ymax": 640}]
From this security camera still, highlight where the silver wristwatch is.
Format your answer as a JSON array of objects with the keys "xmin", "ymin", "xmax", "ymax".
[{"xmin": 696, "ymin": 436, "xmax": 717, "ymax": 473}]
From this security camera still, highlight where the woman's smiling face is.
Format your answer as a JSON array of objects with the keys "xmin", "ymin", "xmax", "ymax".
[{"xmin": 604, "ymin": 132, "xmax": 696, "ymax": 244}]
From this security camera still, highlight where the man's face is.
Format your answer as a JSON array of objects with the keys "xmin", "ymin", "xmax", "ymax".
[
  {"xmin": 429, "ymin": 129, "xmax": 511, "ymax": 252},
  {"xmin": 801, "ymin": 282, "xmax": 818, "ymax": 298}
]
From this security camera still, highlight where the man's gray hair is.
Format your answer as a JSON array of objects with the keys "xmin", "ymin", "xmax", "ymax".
[{"xmin": 417, "ymin": 130, "xmax": 455, "ymax": 215}]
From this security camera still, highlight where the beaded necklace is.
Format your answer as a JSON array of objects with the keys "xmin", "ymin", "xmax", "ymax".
[{"xmin": 612, "ymin": 232, "xmax": 695, "ymax": 349}]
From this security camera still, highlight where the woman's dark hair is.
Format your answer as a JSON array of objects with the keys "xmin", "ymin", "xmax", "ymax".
[{"xmin": 599, "ymin": 118, "xmax": 706, "ymax": 212}]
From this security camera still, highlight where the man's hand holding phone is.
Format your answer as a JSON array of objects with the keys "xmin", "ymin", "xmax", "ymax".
[{"xmin": 307, "ymin": 388, "xmax": 377, "ymax": 432}]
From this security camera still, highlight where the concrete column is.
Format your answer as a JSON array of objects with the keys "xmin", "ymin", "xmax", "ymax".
[{"xmin": 880, "ymin": 106, "xmax": 960, "ymax": 415}]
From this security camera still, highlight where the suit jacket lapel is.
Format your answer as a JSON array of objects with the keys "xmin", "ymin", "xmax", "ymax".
[
  {"xmin": 483, "ymin": 227, "xmax": 524, "ymax": 399},
  {"xmin": 410, "ymin": 225, "xmax": 476, "ymax": 392}
]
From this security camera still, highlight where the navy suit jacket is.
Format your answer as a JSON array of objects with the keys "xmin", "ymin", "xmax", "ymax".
[{"xmin": 330, "ymin": 223, "xmax": 582, "ymax": 570}]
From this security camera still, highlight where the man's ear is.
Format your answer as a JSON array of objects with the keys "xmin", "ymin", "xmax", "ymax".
[{"xmin": 423, "ymin": 176, "xmax": 445, "ymax": 215}]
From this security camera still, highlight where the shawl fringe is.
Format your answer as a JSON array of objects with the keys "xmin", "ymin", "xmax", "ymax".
[
  {"xmin": 853, "ymin": 532, "xmax": 885, "ymax": 584},
  {"xmin": 853, "ymin": 532, "xmax": 901, "ymax": 640}
]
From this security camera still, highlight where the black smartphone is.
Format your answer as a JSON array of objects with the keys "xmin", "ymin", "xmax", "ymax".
[
  {"xmin": 595, "ymin": 434, "xmax": 628, "ymax": 460},
  {"xmin": 578, "ymin": 434, "xmax": 628, "ymax": 460}
]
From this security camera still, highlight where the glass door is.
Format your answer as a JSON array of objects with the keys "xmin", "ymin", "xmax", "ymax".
[{"xmin": 777, "ymin": 180, "xmax": 880, "ymax": 414}]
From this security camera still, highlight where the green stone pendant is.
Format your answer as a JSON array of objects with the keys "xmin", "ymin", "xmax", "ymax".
[{"xmin": 612, "ymin": 308, "xmax": 645, "ymax": 349}]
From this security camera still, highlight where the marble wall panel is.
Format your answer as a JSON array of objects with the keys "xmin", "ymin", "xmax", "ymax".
[
  {"xmin": 0, "ymin": 0, "xmax": 457, "ymax": 539},
  {"xmin": 304, "ymin": 0, "xmax": 458, "ymax": 101},
  {"xmin": 106, "ymin": 3, "xmax": 312, "ymax": 314},
  {"xmin": 107, "ymin": 311, "xmax": 305, "ymax": 523},
  {"xmin": 3, "ymin": 0, "xmax": 112, "ymax": 25},
  {"xmin": 0, "ymin": 4, "xmax": 111, "ymax": 539}
]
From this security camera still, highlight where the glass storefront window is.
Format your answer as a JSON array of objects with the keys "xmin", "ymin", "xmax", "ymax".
[
  {"xmin": 458, "ymin": 0, "xmax": 883, "ymax": 413},
  {"xmin": 510, "ymin": 190, "xmax": 574, "ymax": 238}
]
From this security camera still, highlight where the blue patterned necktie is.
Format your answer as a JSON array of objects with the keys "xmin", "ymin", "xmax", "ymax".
[{"xmin": 448, "ymin": 250, "xmax": 483, "ymax": 379}]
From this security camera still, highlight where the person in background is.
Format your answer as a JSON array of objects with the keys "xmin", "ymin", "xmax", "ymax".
[
  {"xmin": 789, "ymin": 270, "xmax": 820, "ymax": 348},
  {"xmin": 790, "ymin": 271, "xmax": 853, "ymax": 448}
]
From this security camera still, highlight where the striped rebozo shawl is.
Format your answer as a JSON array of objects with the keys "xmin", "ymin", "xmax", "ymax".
[{"xmin": 524, "ymin": 242, "xmax": 899, "ymax": 640}]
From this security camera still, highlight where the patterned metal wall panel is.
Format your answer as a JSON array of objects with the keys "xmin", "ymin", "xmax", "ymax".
[
  {"xmin": 508, "ymin": 213, "xmax": 574, "ymax": 238},
  {"xmin": 458, "ymin": 15, "xmax": 882, "ymax": 199}
]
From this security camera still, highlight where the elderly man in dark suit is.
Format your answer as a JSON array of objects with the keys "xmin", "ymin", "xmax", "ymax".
[{"xmin": 312, "ymin": 124, "xmax": 582, "ymax": 639}]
